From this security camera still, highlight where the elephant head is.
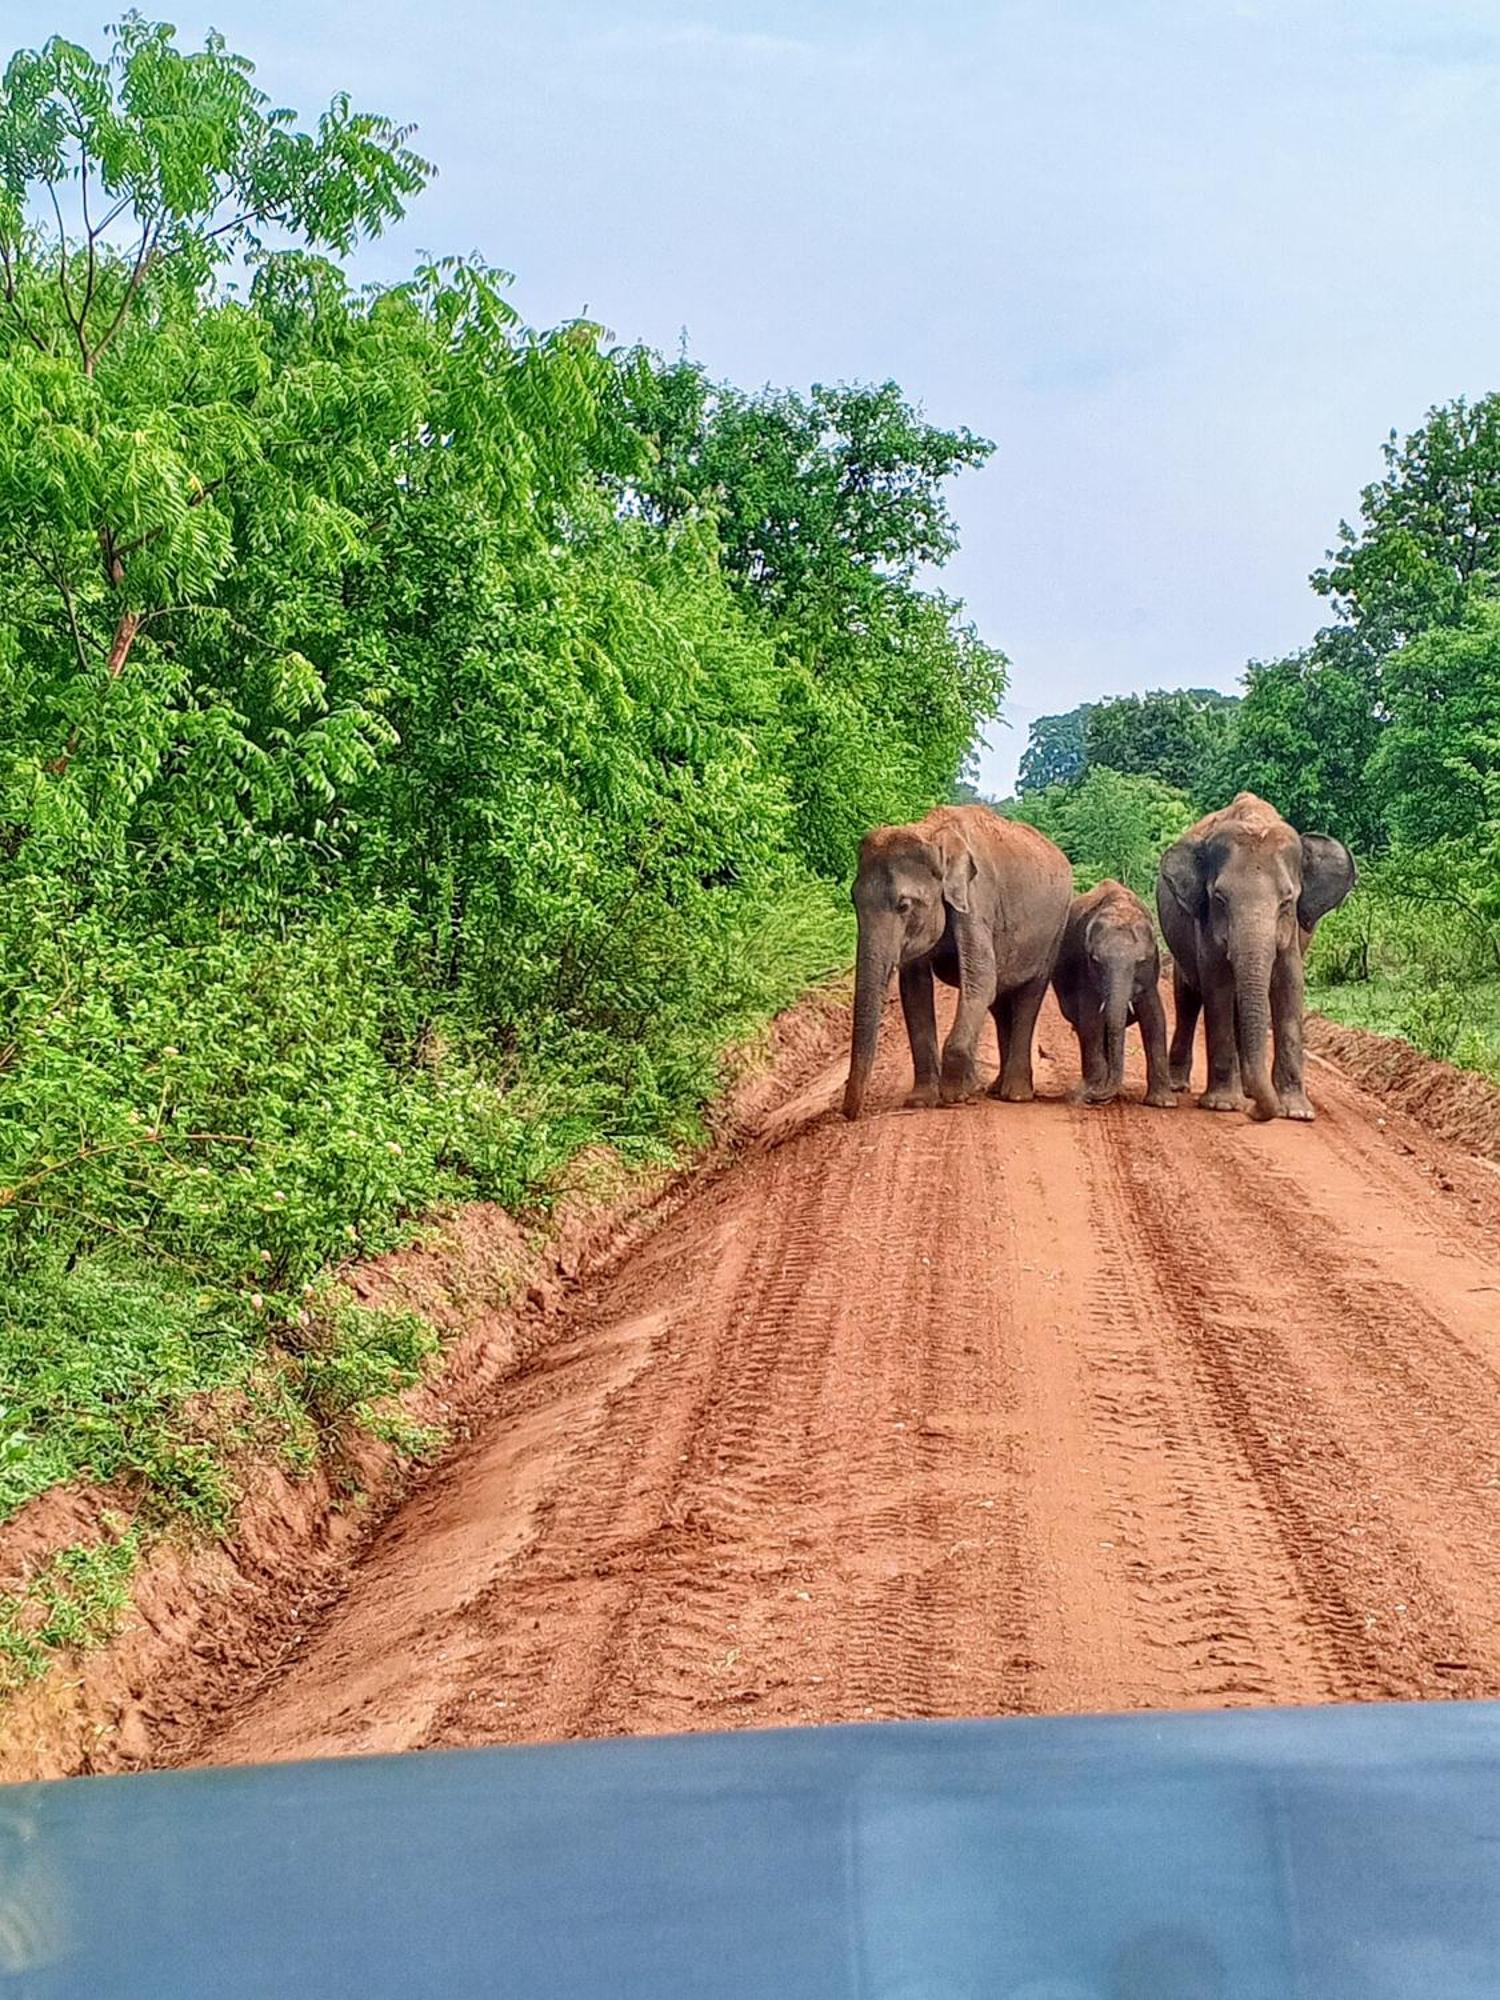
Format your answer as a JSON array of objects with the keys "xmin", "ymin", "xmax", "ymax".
[
  {"xmin": 1085, "ymin": 895, "xmax": 1153, "ymax": 1090},
  {"xmin": 1159, "ymin": 801, "xmax": 1355, "ymax": 1120},
  {"xmin": 843, "ymin": 819, "xmax": 976, "ymax": 1120}
]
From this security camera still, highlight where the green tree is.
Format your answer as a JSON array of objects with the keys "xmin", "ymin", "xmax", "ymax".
[
  {"xmin": 1211, "ymin": 634, "xmax": 1385, "ymax": 850},
  {"xmin": 1373, "ymin": 601, "xmax": 1500, "ymax": 849},
  {"xmin": 1313, "ymin": 394, "xmax": 1500, "ymax": 652},
  {"xmin": 0, "ymin": 19, "xmax": 429, "ymax": 865},
  {"xmin": 1341, "ymin": 602, "xmax": 1500, "ymax": 979},
  {"xmin": 1017, "ymin": 702, "xmax": 1093, "ymax": 793},
  {"xmin": 611, "ymin": 354, "xmax": 1007, "ymax": 872},
  {"xmin": 1008, "ymin": 766, "xmax": 1195, "ymax": 900},
  {"xmin": 1084, "ymin": 687, "xmax": 1237, "ymax": 799},
  {"xmin": 616, "ymin": 359, "xmax": 993, "ymax": 604}
]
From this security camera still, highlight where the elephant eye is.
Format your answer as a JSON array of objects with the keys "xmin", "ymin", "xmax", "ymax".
[{"xmin": 895, "ymin": 895, "xmax": 914, "ymax": 914}]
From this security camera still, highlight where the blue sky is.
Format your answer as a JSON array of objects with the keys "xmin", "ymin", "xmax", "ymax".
[{"xmin": 27, "ymin": 0, "xmax": 1500, "ymax": 789}]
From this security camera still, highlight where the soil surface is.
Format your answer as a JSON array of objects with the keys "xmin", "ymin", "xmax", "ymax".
[{"xmin": 177, "ymin": 992, "xmax": 1500, "ymax": 1768}]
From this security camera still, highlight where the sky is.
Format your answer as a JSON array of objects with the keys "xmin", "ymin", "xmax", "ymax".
[{"xmin": 20, "ymin": 0, "xmax": 1500, "ymax": 791}]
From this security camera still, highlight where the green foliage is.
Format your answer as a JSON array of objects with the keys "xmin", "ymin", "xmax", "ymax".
[
  {"xmin": 0, "ymin": 1263, "xmax": 240, "ymax": 1525},
  {"xmin": 1211, "ymin": 633, "xmax": 1386, "ymax": 851},
  {"xmin": 1373, "ymin": 600, "xmax": 1500, "ymax": 853},
  {"xmin": 1309, "ymin": 858, "xmax": 1500, "ymax": 1084},
  {"xmin": 1008, "ymin": 766, "xmax": 1195, "ymax": 900},
  {"xmin": 1017, "ymin": 689, "xmax": 1234, "ymax": 805},
  {"xmin": 1301, "ymin": 597, "xmax": 1500, "ymax": 1067},
  {"xmin": 1313, "ymin": 395, "xmax": 1500, "ymax": 652},
  {"xmin": 615, "ymin": 360, "xmax": 993, "ymax": 602},
  {"xmin": 291, "ymin": 1300, "xmax": 438, "ymax": 1429},
  {"xmin": 0, "ymin": 12, "xmax": 1000, "ymax": 1677},
  {"xmin": 0, "ymin": 18, "xmax": 430, "ymax": 867},
  {"xmin": 1311, "ymin": 961, "xmax": 1500, "ymax": 1087},
  {"xmin": 1017, "ymin": 702, "xmax": 1092, "ymax": 794},
  {"xmin": 0, "ymin": 1523, "xmax": 139, "ymax": 1693},
  {"xmin": 612, "ymin": 356, "xmax": 1007, "ymax": 874},
  {"xmin": 1084, "ymin": 688, "xmax": 1237, "ymax": 799}
]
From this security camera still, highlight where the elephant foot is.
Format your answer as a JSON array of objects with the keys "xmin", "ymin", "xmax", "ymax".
[
  {"xmin": 992, "ymin": 1074, "xmax": 1035, "ymax": 1104},
  {"xmin": 1168, "ymin": 1068, "xmax": 1193, "ymax": 1093},
  {"xmin": 1198, "ymin": 1087, "xmax": 1245, "ymax": 1113},
  {"xmin": 939, "ymin": 1071, "xmax": 982, "ymax": 1107},
  {"xmin": 1069, "ymin": 1080, "xmax": 1116, "ymax": 1105},
  {"xmin": 1278, "ymin": 1088, "xmax": 1315, "ymax": 1122},
  {"xmin": 1144, "ymin": 1084, "xmax": 1178, "ymax": 1109},
  {"xmin": 903, "ymin": 1083, "xmax": 940, "ymax": 1110}
]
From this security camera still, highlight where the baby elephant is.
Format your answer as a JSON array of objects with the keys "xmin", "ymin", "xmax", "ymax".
[{"xmin": 1053, "ymin": 881, "xmax": 1175, "ymax": 1108}]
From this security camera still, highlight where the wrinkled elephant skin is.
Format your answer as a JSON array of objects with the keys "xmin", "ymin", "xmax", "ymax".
[
  {"xmin": 1053, "ymin": 880, "xmax": 1176, "ymax": 1108},
  {"xmin": 1156, "ymin": 792, "xmax": 1356, "ymax": 1122},
  {"xmin": 844, "ymin": 805, "xmax": 1073, "ymax": 1119}
]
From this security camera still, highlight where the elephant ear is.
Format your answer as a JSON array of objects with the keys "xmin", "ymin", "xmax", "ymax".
[
  {"xmin": 1298, "ymin": 834, "xmax": 1356, "ymax": 929},
  {"xmin": 931, "ymin": 826, "xmax": 977, "ymax": 915},
  {"xmin": 1157, "ymin": 837, "xmax": 1205, "ymax": 920}
]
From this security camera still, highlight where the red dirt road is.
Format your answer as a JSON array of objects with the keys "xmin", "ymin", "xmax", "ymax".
[{"xmin": 188, "ymin": 995, "xmax": 1500, "ymax": 1766}]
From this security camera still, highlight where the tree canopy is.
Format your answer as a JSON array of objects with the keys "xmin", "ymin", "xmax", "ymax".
[
  {"xmin": 1016, "ymin": 688, "xmax": 1235, "ymax": 802},
  {"xmin": 1084, "ymin": 687, "xmax": 1237, "ymax": 798},
  {"xmin": 1313, "ymin": 395, "xmax": 1500, "ymax": 654},
  {"xmin": 608, "ymin": 354, "xmax": 1006, "ymax": 873},
  {"xmin": 1016, "ymin": 702, "xmax": 1093, "ymax": 794}
]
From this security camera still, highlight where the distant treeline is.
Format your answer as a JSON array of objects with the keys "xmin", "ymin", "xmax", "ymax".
[{"xmin": 1003, "ymin": 394, "xmax": 1500, "ymax": 1080}]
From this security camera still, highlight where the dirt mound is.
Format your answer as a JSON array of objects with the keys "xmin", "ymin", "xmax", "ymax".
[{"xmin": 1308, "ymin": 1015, "xmax": 1500, "ymax": 1170}]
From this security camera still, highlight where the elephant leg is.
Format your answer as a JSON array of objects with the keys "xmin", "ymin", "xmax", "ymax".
[
  {"xmin": 1198, "ymin": 971, "xmax": 1244, "ymax": 1112},
  {"xmin": 1169, "ymin": 963, "xmax": 1200, "ymax": 1092},
  {"xmin": 1271, "ymin": 948, "xmax": 1314, "ymax": 1121},
  {"xmin": 899, "ymin": 962, "xmax": 941, "ymax": 1109},
  {"xmin": 939, "ymin": 930, "xmax": 995, "ymax": 1106},
  {"xmin": 1136, "ymin": 981, "xmax": 1176, "ymax": 1108},
  {"xmin": 991, "ymin": 973, "xmax": 1049, "ymax": 1102},
  {"xmin": 988, "ymin": 995, "xmax": 1009, "ymax": 1087},
  {"xmin": 1067, "ymin": 992, "xmax": 1110, "ymax": 1104}
]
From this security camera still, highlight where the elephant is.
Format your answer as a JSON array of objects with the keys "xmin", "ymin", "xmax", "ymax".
[
  {"xmin": 843, "ymin": 804, "xmax": 1073, "ymax": 1120},
  {"xmin": 1052, "ymin": 880, "xmax": 1175, "ymax": 1108},
  {"xmin": 1156, "ymin": 791, "xmax": 1356, "ymax": 1122}
]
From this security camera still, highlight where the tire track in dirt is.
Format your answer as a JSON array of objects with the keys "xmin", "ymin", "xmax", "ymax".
[
  {"xmin": 177, "ymin": 989, "xmax": 1500, "ymax": 1769},
  {"xmin": 1110, "ymin": 1098, "xmax": 1500, "ymax": 1698}
]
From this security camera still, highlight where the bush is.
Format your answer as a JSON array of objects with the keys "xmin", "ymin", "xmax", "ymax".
[{"xmin": 1006, "ymin": 767, "xmax": 1196, "ymax": 900}]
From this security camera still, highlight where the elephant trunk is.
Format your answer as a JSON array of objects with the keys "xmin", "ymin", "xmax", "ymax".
[
  {"xmin": 1102, "ymin": 959, "xmax": 1132, "ymax": 1098},
  {"xmin": 844, "ymin": 927, "xmax": 898, "ymax": 1120},
  {"xmin": 1231, "ymin": 939, "xmax": 1281, "ymax": 1121}
]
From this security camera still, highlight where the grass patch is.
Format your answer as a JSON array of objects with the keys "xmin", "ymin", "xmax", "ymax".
[
  {"xmin": 0, "ymin": 1268, "xmax": 246, "ymax": 1529},
  {"xmin": 0, "ymin": 1525, "xmax": 140, "ymax": 1696},
  {"xmin": 1311, "ymin": 977, "xmax": 1500, "ymax": 1085}
]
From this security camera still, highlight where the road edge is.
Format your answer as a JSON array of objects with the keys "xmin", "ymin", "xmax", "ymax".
[{"xmin": 0, "ymin": 983, "xmax": 854, "ymax": 1784}]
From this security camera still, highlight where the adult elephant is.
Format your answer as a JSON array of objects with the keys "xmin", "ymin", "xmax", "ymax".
[
  {"xmin": 843, "ymin": 805, "xmax": 1072, "ymax": 1120},
  {"xmin": 1156, "ymin": 792, "xmax": 1356, "ymax": 1122}
]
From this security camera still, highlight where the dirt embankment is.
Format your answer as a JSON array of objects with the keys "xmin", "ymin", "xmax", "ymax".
[
  {"xmin": 0, "ymin": 986, "xmax": 853, "ymax": 1783},
  {"xmin": 113, "ymin": 989, "xmax": 1500, "ymax": 1774},
  {"xmin": 1307, "ymin": 1015, "xmax": 1500, "ymax": 1169}
]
